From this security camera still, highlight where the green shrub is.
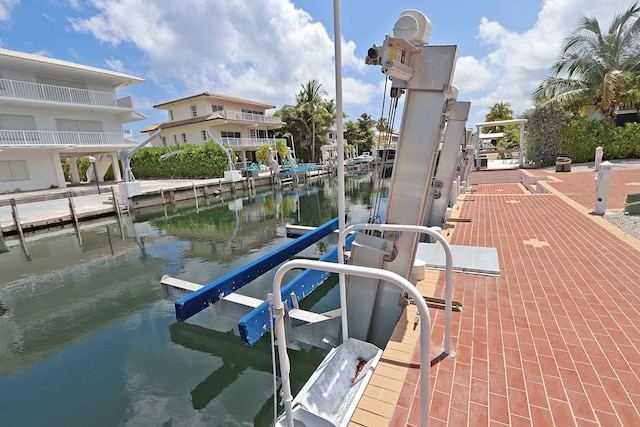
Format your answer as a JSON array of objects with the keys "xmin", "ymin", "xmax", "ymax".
[
  {"xmin": 131, "ymin": 142, "xmax": 229, "ymax": 179},
  {"xmin": 559, "ymin": 118, "xmax": 640, "ymax": 162},
  {"xmin": 524, "ymin": 103, "xmax": 572, "ymax": 167}
]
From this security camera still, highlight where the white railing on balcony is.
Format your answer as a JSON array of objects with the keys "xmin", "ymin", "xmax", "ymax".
[
  {"xmin": 0, "ymin": 130, "xmax": 135, "ymax": 147},
  {"xmin": 0, "ymin": 78, "xmax": 133, "ymax": 109},
  {"xmin": 617, "ymin": 102, "xmax": 637, "ymax": 112},
  {"xmin": 220, "ymin": 137, "xmax": 280, "ymax": 148},
  {"xmin": 220, "ymin": 109, "xmax": 282, "ymax": 125}
]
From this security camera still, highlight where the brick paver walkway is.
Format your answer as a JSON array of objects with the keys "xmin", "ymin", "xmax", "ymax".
[{"xmin": 350, "ymin": 166, "xmax": 640, "ymax": 427}]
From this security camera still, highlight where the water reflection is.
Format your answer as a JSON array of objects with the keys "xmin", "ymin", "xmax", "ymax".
[{"xmin": 0, "ymin": 175, "xmax": 383, "ymax": 426}]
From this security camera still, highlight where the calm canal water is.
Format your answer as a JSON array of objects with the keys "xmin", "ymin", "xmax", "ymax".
[{"xmin": 0, "ymin": 174, "xmax": 383, "ymax": 426}]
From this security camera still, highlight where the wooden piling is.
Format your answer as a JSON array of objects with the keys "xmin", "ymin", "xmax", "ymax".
[
  {"xmin": 192, "ymin": 183, "xmax": 199, "ymax": 211},
  {"xmin": 10, "ymin": 198, "xmax": 30, "ymax": 260},
  {"xmin": 68, "ymin": 192, "xmax": 83, "ymax": 246},
  {"xmin": 111, "ymin": 186, "xmax": 125, "ymax": 239}
]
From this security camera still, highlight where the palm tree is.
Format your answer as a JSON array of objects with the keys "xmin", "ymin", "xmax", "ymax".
[
  {"xmin": 296, "ymin": 80, "xmax": 327, "ymax": 163},
  {"xmin": 533, "ymin": 2, "xmax": 640, "ymax": 121}
]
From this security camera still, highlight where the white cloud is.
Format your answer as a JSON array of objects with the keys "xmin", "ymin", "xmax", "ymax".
[
  {"xmin": 0, "ymin": 0, "xmax": 20, "ymax": 21},
  {"xmin": 69, "ymin": 0, "xmax": 375, "ymax": 112},
  {"xmin": 453, "ymin": 56, "xmax": 493, "ymax": 92},
  {"xmin": 477, "ymin": 17, "xmax": 509, "ymax": 45},
  {"xmin": 462, "ymin": 0, "xmax": 636, "ymax": 124},
  {"xmin": 105, "ymin": 58, "xmax": 130, "ymax": 74}
]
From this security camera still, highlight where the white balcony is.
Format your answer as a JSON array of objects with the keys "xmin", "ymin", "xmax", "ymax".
[
  {"xmin": 220, "ymin": 109, "xmax": 282, "ymax": 125},
  {"xmin": 0, "ymin": 130, "xmax": 135, "ymax": 148},
  {"xmin": 221, "ymin": 137, "xmax": 279, "ymax": 148},
  {"xmin": 0, "ymin": 78, "xmax": 134, "ymax": 109}
]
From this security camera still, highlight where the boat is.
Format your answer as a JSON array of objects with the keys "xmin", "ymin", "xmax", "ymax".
[
  {"xmin": 349, "ymin": 152, "xmax": 374, "ymax": 166},
  {"xmin": 372, "ymin": 147, "xmax": 396, "ymax": 177}
]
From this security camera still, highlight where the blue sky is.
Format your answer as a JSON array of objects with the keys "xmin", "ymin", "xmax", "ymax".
[{"xmin": 0, "ymin": 0, "xmax": 635, "ymax": 132}]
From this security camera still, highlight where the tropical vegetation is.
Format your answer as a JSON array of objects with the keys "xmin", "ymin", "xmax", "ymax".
[
  {"xmin": 533, "ymin": 2, "xmax": 640, "ymax": 121},
  {"xmin": 482, "ymin": 102, "xmax": 520, "ymax": 156},
  {"xmin": 276, "ymin": 80, "xmax": 336, "ymax": 163},
  {"xmin": 344, "ymin": 113, "xmax": 376, "ymax": 155}
]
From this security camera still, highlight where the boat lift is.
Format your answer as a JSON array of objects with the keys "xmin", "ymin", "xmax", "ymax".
[{"xmin": 160, "ymin": 8, "xmax": 472, "ymax": 426}]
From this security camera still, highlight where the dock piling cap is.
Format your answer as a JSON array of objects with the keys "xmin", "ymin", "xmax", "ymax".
[{"xmin": 412, "ymin": 259, "xmax": 427, "ymax": 282}]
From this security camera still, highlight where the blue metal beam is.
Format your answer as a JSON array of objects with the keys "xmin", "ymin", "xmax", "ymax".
[
  {"xmin": 175, "ymin": 217, "xmax": 340, "ymax": 322},
  {"xmin": 238, "ymin": 234, "xmax": 354, "ymax": 346}
]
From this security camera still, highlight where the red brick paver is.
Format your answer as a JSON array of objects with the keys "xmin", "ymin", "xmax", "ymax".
[{"xmin": 359, "ymin": 167, "xmax": 640, "ymax": 427}]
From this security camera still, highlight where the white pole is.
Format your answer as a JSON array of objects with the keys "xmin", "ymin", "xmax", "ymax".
[
  {"xmin": 333, "ymin": 0, "xmax": 348, "ymax": 343},
  {"xmin": 519, "ymin": 123, "xmax": 525, "ymax": 168}
]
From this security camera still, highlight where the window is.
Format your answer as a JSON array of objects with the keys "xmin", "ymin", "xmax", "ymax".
[
  {"xmin": 0, "ymin": 114, "xmax": 37, "ymax": 130},
  {"xmin": 55, "ymin": 119, "xmax": 103, "ymax": 132},
  {"xmin": 182, "ymin": 133, "xmax": 187, "ymax": 144},
  {"xmin": 190, "ymin": 105, "xmax": 198, "ymax": 117},
  {"xmin": 161, "ymin": 136, "xmax": 167, "ymax": 146},
  {"xmin": 221, "ymin": 131, "xmax": 241, "ymax": 138},
  {"xmin": 250, "ymin": 129, "xmax": 267, "ymax": 139},
  {"xmin": 0, "ymin": 114, "xmax": 38, "ymax": 141},
  {"xmin": 169, "ymin": 110, "xmax": 174, "ymax": 121},
  {"xmin": 212, "ymin": 104, "xmax": 223, "ymax": 112},
  {"xmin": 242, "ymin": 109, "xmax": 264, "ymax": 115},
  {"xmin": 173, "ymin": 135, "xmax": 178, "ymax": 145},
  {"xmin": 202, "ymin": 130, "xmax": 208, "ymax": 141},
  {"xmin": 0, "ymin": 160, "xmax": 30, "ymax": 182}
]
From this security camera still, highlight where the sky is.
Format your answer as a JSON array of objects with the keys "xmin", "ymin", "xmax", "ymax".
[{"xmin": 0, "ymin": 0, "xmax": 635, "ymax": 133}]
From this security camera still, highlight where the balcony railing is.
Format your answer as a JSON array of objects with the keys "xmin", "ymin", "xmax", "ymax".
[
  {"xmin": 0, "ymin": 78, "xmax": 133, "ymax": 109},
  {"xmin": 220, "ymin": 109, "xmax": 282, "ymax": 125},
  {"xmin": 220, "ymin": 137, "xmax": 280, "ymax": 148},
  {"xmin": 0, "ymin": 130, "xmax": 135, "ymax": 147},
  {"xmin": 617, "ymin": 103, "xmax": 638, "ymax": 112}
]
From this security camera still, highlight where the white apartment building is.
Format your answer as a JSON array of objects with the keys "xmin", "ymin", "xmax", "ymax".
[
  {"xmin": 0, "ymin": 48, "xmax": 146, "ymax": 193},
  {"xmin": 142, "ymin": 92, "xmax": 282, "ymax": 167}
]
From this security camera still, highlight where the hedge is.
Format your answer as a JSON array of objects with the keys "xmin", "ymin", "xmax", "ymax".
[
  {"xmin": 559, "ymin": 118, "xmax": 640, "ymax": 163},
  {"xmin": 131, "ymin": 142, "xmax": 229, "ymax": 179}
]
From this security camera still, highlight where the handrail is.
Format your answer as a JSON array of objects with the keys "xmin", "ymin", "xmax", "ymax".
[
  {"xmin": 0, "ymin": 129, "xmax": 133, "ymax": 147},
  {"xmin": 337, "ymin": 223, "xmax": 454, "ymax": 355},
  {"xmin": 0, "ymin": 77, "xmax": 132, "ymax": 109},
  {"xmin": 272, "ymin": 259, "xmax": 432, "ymax": 427}
]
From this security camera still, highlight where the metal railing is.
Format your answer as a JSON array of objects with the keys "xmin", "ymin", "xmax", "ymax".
[
  {"xmin": 0, "ymin": 78, "xmax": 133, "ymax": 109},
  {"xmin": 220, "ymin": 109, "xmax": 281, "ymax": 125},
  {"xmin": 220, "ymin": 137, "xmax": 280, "ymax": 147},
  {"xmin": 0, "ymin": 130, "xmax": 134, "ymax": 147},
  {"xmin": 272, "ymin": 259, "xmax": 432, "ymax": 427},
  {"xmin": 337, "ymin": 223, "xmax": 454, "ymax": 355}
]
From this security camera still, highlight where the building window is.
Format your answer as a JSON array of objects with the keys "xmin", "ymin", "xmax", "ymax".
[
  {"xmin": 0, "ymin": 160, "xmax": 30, "ymax": 182},
  {"xmin": 169, "ymin": 110, "xmax": 174, "ymax": 121},
  {"xmin": 182, "ymin": 133, "xmax": 187, "ymax": 144},
  {"xmin": 190, "ymin": 105, "xmax": 197, "ymax": 117},
  {"xmin": 221, "ymin": 131, "xmax": 241, "ymax": 138},
  {"xmin": 242, "ymin": 108, "xmax": 264, "ymax": 115},
  {"xmin": 173, "ymin": 135, "xmax": 178, "ymax": 145},
  {"xmin": 212, "ymin": 105, "xmax": 223, "ymax": 112},
  {"xmin": 202, "ymin": 130, "xmax": 208, "ymax": 141},
  {"xmin": 161, "ymin": 136, "xmax": 167, "ymax": 146}
]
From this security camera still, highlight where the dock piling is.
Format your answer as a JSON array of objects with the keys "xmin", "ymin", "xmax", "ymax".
[
  {"xmin": 192, "ymin": 183, "xmax": 199, "ymax": 211},
  {"xmin": 10, "ymin": 198, "xmax": 30, "ymax": 260},
  {"xmin": 68, "ymin": 192, "xmax": 83, "ymax": 246},
  {"xmin": 111, "ymin": 186, "xmax": 125, "ymax": 239}
]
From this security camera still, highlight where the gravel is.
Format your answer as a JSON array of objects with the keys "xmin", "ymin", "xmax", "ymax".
[{"xmin": 603, "ymin": 211, "xmax": 640, "ymax": 240}]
